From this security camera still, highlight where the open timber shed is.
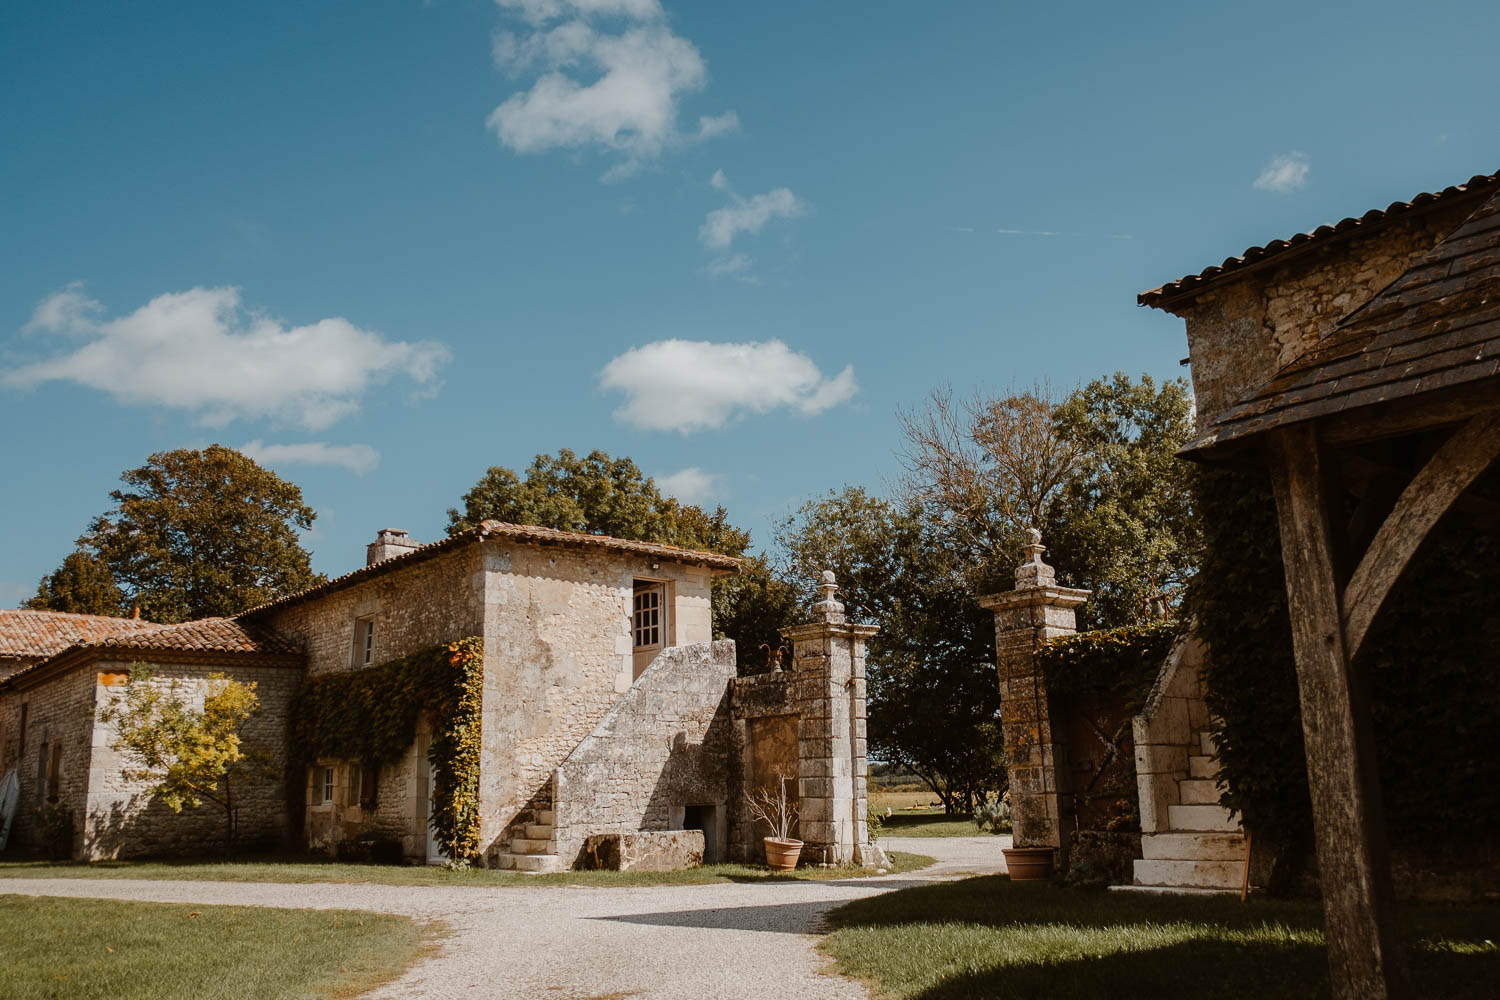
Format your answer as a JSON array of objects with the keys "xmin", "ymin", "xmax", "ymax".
[{"xmin": 1142, "ymin": 173, "xmax": 1500, "ymax": 999}]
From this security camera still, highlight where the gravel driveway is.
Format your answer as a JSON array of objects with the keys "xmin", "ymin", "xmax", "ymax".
[{"xmin": 1, "ymin": 835, "xmax": 1009, "ymax": 999}]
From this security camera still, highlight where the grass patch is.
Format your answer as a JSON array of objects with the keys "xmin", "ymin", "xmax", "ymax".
[
  {"xmin": 0, "ymin": 895, "xmax": 436, "ymax": 1000},
  {"xmin": 874, "ymin": 807, "xmax": 995, "ymax": 838},
  {"xmin": 819, "ymin": 875, "xmax": 1500, "ymax": 999},
  {"xmin": 0, "ymin": 851, "xmax": 934, "ymax": 888}
]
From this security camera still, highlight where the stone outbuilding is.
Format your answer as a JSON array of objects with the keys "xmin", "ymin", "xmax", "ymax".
[{"xmin": 1, "ymin": 522, "xmax": 881, "ymax": 872}]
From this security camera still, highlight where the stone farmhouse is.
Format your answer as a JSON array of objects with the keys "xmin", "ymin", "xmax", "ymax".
[{"xmin": 0, "ymin": 523, "xmax": 879, "ymax": 871}]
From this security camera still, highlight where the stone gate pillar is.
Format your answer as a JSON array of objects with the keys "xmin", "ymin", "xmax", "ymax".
[
  {"xmin": 782, "ymin": 572, "xmax": 880, "ymax": 866},
  {"xmin": 979, "ymin": 530, "xmax": 1089, "ymax": 865}
]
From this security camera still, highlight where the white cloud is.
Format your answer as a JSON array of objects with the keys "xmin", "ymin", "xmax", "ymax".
[
  {"xmin": 4, "ymin": 285, "xmax": 450, "ymax": 430},
  {"xmin": 1254, "ymin": 152, "xmax": 1310, "ymax": 193},
  {"xmin": 700, "ymin": 184, "xmax": 804, "ymax": 250},
  {"xmin": 657, "ymin": 466, "xmax": 727, "ymax": 506},
  {"xmin": 709, "ymin": 168, "xmax": 730, "ymax": 191},
  {"xmin": 599, "ymin": 338, "xmax": 857, "ymax": 433},
  {"xmin": 239, "ymin": 440, "xmax": 381, "ymax": 476},
  {"xmin": 488, "ymin": 0, "xmax": 735, "ymax": 179},
  {"xmin": 702, "ymin": 253, "xmax": 755, "ymax": 281}
]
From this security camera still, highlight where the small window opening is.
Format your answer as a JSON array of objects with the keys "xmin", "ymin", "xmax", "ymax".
[
  {"xmin": 359, "ymin": 762, "xmax": 379, "ymax": 810},
  {"xmin": 46, "ymin": 743, "xmax": 62, "ymax": 803},
  {"xmin": 355, "ymin": 617, "xmax": 375, "ymax": 667},
  {"xmin": 632, "ymin": 583, "xmax": 661, "ymax": 649},
  {"xmin": 321, "ymin": 766, "xmax": 335, "ymax": 805},
  {"xmin": 18, "ymin": 703, "xmax": 28, "ymax": 756}
]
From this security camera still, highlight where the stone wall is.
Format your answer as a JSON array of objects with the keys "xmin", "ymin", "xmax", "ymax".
[
  {"xmin": 0, "ymin": 666, "xmax": 96, "ymax": 857},
  {"xmin": 1170, "ymin": 202, "xmax": 1476, "ymax": 426},
  {"xmin": 83, "ymin": 658, "xmax": 301, "ymax": 859},
  {"xmin": 476, "ymin": 539, "xmax": 717, "ymax": 854},
  {"xmin": 258, "ymin": 545, "xmax": 486, "ymax": 679},
  {"xmin": 551, "ymin": 640, "xmax": 735, "ymax": 866},
  {"xmin": 302, "ymin": 726, "xmax": 432, "ymax": 862},
  {"xmin": 727, "ymin": 671, "xmax": 798, "ymax": 861}
]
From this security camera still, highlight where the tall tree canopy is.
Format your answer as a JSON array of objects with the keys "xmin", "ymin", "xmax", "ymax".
[
  {"xmin": 776, "ymin": 487, "xmax": 1005, "ymax": 812},
  {"xmin": 75, "ymin": 446, "xmax": 324, "ymax": 623},
  {"xmin": 447, "ymin": 449, "xmax": 751, "ymax": 556},
  {"xmin": 27, "ymin": 549, "xmax": 125, "ymax": 616},
  {"xmin": 899, "ymin": 374, "xmax": 1198, "ymax": 629}
]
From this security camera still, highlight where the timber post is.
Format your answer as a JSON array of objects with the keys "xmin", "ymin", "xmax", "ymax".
[{"xmin": 979, "ymin": 530, "xmax": 1090, "ymax": 868}]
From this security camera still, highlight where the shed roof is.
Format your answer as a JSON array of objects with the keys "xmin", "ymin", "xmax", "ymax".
[
  {"xmin": 1140, "ymin": 172, "xmax": 1500, "ymax": 310},
  {"xmin": 241, "ymin": 519, "xmax": 742, "ymax": 617},
  {"xmin": 0, "ymin": 609, "xmax": 162, "ymax": 661},
  {"xmin": 1184, "ymin": 189, "xmax": 1500, "ymax": 456}
]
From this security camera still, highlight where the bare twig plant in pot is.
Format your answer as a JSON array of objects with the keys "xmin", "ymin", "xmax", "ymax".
[{"xmin": 746, "ymin": 771, "xmax": 801, "ymax": 871}]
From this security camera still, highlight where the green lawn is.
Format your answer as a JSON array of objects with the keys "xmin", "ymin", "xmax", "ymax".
[
  {"xmin": 0, "ymin": 895, "xmax": 436, "ymax": 1000},
  {"xmin": 820, "ymin": 875, "xmax": 1500, "ymax": 999},
  {"xmin": 876, "ymin": 809, "xmax": 997, "ymax": 838},
  {"xmin": 0, "ymin": 850, "xmax": 933, "ymax": 888}
]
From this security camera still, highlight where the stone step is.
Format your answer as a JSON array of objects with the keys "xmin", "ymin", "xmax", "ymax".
[
  {"xmin": 537, "ymin": 809, "xmax": 556, "ymax": 826},
  {"xmin": 492, "ymin": 852, "xmax": 565, "ymax": 874},
  {"xmin": 1141, "ymin": 832, "xmax": 1246, "ymax": 862},
  {"xmin": 510, "ymin": 837, "xmax": 555, "ymax": 855},
  {"xmin": 1167, "ymin": 803, "xmax": 1240, "ymax": 832},
  {"xmin": 1134, "ymin": 858, "xmax": 1244, "ymax": 890},
  {"xmin": 525, "ymin": 823, "xmax": 554, "ymax": 840},
  {"xmin": 1178, "ymin": 778, "xmax": 1221, "ymax": 805},
  {"xmin": 1111, "ymin": 883, "xmax": 1238, "ymax": 897},
  {"xmin": 1198, "ymin": 731, "xmax": 1218, "ymax": 757},
  {"xmin": 1188, "ymin": 754, "xmax": 1217, "ymax": 779}
]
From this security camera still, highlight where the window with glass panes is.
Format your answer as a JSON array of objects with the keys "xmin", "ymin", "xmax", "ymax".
[{"xmin": 633, "ymin": 586, "xmax": 661, "ymax": 648}]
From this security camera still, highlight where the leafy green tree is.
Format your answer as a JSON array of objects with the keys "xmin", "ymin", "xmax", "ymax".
[
  {"xmin": 711, "ymin": 554, "xmax": 800, "ymax": 674},
  {"xmin": 1047, "ymin": 373, "xmax": 1199, "ymax": 627},
  {"xmin": 80, "ymin": 446, "xmax": 323, "ymax": 623},
  {"xmin": 99, "ymin": 668, "xmax": 267, "ymax": 855},
  {"xmin": 777, "ymin": 487, "xmax": 1005, "ymax": 813},
  {"xmin": 26, "ymin": 550, "xmax": 125, "ymax": 616},
  {"xmin": 447, "ymin": 448, "xmax": 751, "ymax": 555}
]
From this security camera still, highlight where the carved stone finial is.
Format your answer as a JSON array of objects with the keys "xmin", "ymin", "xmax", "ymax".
[
  {"xmin": 813, "ymin": 569, "xmax": 846, "ymax": 624},
  {"xmin": 1015, "ymin": 528, "xmax": 1056, "ymax": 588}
]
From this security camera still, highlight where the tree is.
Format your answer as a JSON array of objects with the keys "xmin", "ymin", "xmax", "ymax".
[
  {"xmin": 898, "ymin": 375, "xmax": 1198, "ymax": 629},
  {"xmin": 447, "ymin": 448, "xmax": 751, "ymax": 556},
  {"xmin": 98, "ymin": 668, "xmax": 266, "ymax": 855},
  {"xmin": 776, "ymin": 487, "xmax": 1005, "ymax": 813},
  {"xmin": 26, "ymin": 550, "xmax": 125, "ymax": 616},
  {"xmin": 81, "ymin": 446, "xmax": 324, "ymax": 623},
  {"xmin": 1047, "ymin": 373, "xmax": 1199, "ymax": 626},
  {"xmin": 711, "ymin": 554, "xmax": 800, "ymax": 674}
]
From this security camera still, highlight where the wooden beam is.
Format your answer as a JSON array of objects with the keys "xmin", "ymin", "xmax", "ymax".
[
  {"xmin": 1342, "ymin": 412, "xmax": 1500, "ymax": 661},
  {"xmin": 1269, "ymin": 423, "xmax": 1409, "ymax": 1000}
]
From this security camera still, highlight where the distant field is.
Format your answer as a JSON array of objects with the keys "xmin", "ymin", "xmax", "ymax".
[
  {"xmin": 870, "ymin": 790, "xmax": 944, "ymax": 813},
  {"xmin": 869, "ymin": 790, "xmax": 992, "ymax": 838}
]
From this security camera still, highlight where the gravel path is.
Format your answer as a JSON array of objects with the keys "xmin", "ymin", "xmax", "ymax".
[{"xmin": 0, "ymin": 836, "xmax": 1009, "ymax": 999}]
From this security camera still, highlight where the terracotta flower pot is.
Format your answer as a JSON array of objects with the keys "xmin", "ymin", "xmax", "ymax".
[
  {"xmin": 764, "ymin": 837, "xmax": 803, "ymax": 872},
  {"xmin": 1002, "ymin": 846, "xmax": 1055, "ymax": 881}
]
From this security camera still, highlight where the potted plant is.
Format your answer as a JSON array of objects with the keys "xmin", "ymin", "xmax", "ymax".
[{"xmin": 746, "ymin": 772, "xmax": 801, "ymax": 871}]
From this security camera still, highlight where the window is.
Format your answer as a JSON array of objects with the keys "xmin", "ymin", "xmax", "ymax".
[
  {"xmin": 354, "ymin": 617, "xmax": 375, "ymax": 667},
  {"xmin": 47, "ymin": 743, "xmax": 62, "ymax": 803},
  {"xmin": 320, "ymin": 766, "xmax": 335, "ymax": 805},
  {"xmin": 359, "ymin": 762, "xmax": 379, "ymax": 810},
  {"xmin": 633, "ymin": 585, "xmax": 661, "ymax": 649},
  {"xmin": 18, "ymin": 703, "xmax": 27, "ymax": 756}
]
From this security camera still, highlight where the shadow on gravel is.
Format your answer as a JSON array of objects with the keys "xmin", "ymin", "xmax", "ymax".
[{"xmin": 592, "ymin": 899, "xmax": 850, "ymax": 934}]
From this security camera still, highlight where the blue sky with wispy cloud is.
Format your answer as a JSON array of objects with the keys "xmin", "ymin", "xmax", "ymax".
[{"xmin": 2, "ymin": 0, "xmax": 1497, "ymax": 601}]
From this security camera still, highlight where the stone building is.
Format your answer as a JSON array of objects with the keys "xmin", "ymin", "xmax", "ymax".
[{"xmin": 0, "ymin": 522, "xmax": 878, "ymax": 870}]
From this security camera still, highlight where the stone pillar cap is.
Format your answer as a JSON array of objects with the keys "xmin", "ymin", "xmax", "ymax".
[{"xmin": 812, "ymin": 569, "xmax": 846, "ymax": 624}]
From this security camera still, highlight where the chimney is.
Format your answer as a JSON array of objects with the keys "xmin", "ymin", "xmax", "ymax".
[{"xmin": 367, "ymin": 529, "xmax": 421, "ymax": 566}]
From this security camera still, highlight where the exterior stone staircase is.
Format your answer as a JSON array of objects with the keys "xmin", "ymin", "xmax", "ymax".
[
  {"xmin": 490, "ymin": 784, "xmax": 565, "ymax": 873},
  {"xmin": 1126, "ymin": 729, "xmax": 1246, "ymax": 893}
]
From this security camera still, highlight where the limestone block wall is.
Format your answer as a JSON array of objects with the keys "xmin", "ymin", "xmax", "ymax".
[
  {"xmin": 727, "ymin": 670, "xmax": 799, "ymax": 862},
  {"xmin": 1132, "ymin": 635, "xmax": 1211, "ymax": 834},
  {"xmin": 83, "ymin": 658, "xmax": 301, "ymax": 859},
  {"xmin": 258, "ymin": 545, "xmax": 486, "ymax": 678},
  {"xmin": 1172, "ymin": 203, "xmax": 1475, "ymax": 425},
  {"xmin": 551, "ymin": 640, "xmax": 735, "ymax": 866},
  {"xmin": 476, "ymin": 540, "xmax": 718, "ymax": 853},
  {"xmin": 0, "ymin": 667, "xmax": 96, "ymax": 856}
]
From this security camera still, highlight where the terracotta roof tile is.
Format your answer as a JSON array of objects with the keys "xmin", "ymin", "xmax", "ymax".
[
  {"xmin": 1140, "ymin": 172, "xmax": 1500, "ymax": 309},
  {"xmin": 0, "ymin": 610, "xmax": 162, "ymax": 660},
  {"xmin": 241, "ymin": 520, "xmax": 741, "ymax": 616}
]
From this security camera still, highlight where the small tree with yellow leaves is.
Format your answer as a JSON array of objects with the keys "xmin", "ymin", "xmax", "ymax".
[{"xmin": 100, "ymin": 667, "xmax": 267, "ymax": 856}]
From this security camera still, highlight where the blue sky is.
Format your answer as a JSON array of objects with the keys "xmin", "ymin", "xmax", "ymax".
[{"xmin": 3, "ymin": 0, "xmax": 1497, "ymax": 604}]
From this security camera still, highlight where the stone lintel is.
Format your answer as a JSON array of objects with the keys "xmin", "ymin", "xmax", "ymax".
[
  {"xmin": 780, "ymin": 622, "xmax": 880, "ymax": 642},
  {"xmin": 978, "ymin": 585, "xmax": 1091, "ymax": 614}
]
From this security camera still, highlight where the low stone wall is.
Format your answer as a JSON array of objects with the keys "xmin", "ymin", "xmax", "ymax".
[
  {"xmin": 579, "ymin": 829, "xmax": 704, "ymax": 871},
  {"xmin": 551, "ymin": 641, "xmax": 735, "ymax": 867}
]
